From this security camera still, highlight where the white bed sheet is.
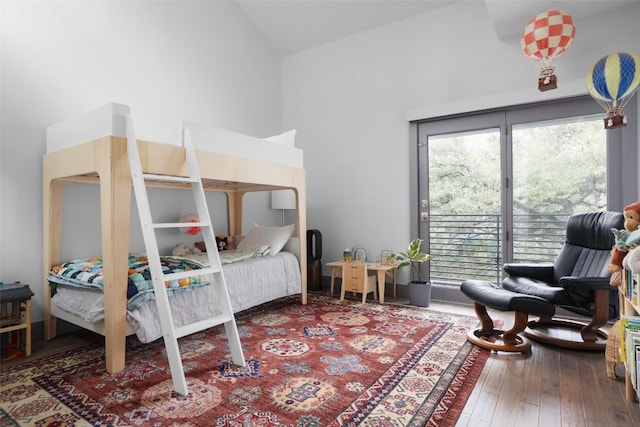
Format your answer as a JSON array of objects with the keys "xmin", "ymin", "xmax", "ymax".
[{"xmin": 51, "ymin": 252, "xmax": 301, "ymax": 343}]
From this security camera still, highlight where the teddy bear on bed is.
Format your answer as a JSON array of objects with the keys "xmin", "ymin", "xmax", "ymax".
[
  {"xmin": 607, "ymin": 201, "xmax": 640, "ymax": 285},
  {"xmin": 172, "ymin": 242, "xmax": 202, "ymax": 257},
  {"xmin": 215, "ymin": 235, "xmax": 236, "ymax": 251},
  {"xmin": 216, "ymin": 235, "xmax": 229, "ymax": 251}
]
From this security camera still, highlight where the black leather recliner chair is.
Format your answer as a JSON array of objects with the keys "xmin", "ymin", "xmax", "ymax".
[{"xmin": 502, "ymin": 211, "xmax": 624, "ymax": 350}]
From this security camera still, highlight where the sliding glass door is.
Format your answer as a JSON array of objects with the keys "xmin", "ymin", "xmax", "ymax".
[
  {"xmin": 422, "ymin": 115, "xmax": 503, "ymax": 284},
  {"xmin": 510, "ymin": 116, "xmax": 606, "ymax": 264},
  {"xmin": 415, "ymin": 96, "xmax": 629, "ymax": 293}
]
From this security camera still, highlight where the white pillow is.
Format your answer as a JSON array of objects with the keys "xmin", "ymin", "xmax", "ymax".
[
  {"xmin": 236, "ymin": 223, "xmax": 295, "ymax": 256},
  {"xmin": 264, "ymin": 129, "xmax": 297, "ymax": 147}
]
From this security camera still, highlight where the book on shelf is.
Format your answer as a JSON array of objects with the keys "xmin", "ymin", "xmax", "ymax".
[
  {"xmin": 637, "ymin": 346, "xmax": 640, "ymax": 402},
  {"xmin": 625, "ymin": 328, "xmax": 640, "ymax": 390},
  {"xmin": 622, "ymin": 314, "xmax": 640, "ymax": 325},
  {"xmin": 622, "ymin": 269, "xmax": 640, "ymax": 307},
  {"xmin": 635, "ymin": 335, "xmax": 640, "ymax": 391},
  {"xmin": 621, "ymin": 316, "xmax": 640, "ymax": 365},
  {"xmin": 636, "ymin": 271, "xmax": 640, "ymax": 308}
]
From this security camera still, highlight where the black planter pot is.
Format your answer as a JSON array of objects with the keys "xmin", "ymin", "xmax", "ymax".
[{"xmin": 408, "ymin": 281, "xmax": 431, "ymax": 307}]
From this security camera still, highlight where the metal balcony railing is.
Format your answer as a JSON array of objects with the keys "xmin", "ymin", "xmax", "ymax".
[{"xmin": 428, "ymin": 214, "xmax": 569, "ymax": 285}]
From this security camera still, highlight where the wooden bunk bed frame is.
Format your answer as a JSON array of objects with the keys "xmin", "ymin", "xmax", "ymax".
[{"xmin": 43, "ymin": 136, "xmax": 307, "ymax": 374}]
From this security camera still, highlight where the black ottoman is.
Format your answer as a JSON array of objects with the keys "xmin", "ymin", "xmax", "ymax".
[{"xmin": 461, "ymin": 280, "xmax": 555, "ymax": 352}]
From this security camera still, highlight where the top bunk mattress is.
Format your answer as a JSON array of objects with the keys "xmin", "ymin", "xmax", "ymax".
[{"xmin": 46, "ymin": 102, "xmax": 303, "ymax": 168}]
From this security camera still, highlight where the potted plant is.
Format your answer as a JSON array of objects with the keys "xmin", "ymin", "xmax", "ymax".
[{"xmin": 390, "ymin": 238, "xmax": 433, "ymax": 307}]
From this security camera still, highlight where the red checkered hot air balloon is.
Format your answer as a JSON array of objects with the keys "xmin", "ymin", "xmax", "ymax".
[
  {"xmin": 586, "ymin": 52, "xmax": 640, "ymax": 129},
  {"xmin": 521, "ymin": 9, "xmax": 576, "ymax": 91}
]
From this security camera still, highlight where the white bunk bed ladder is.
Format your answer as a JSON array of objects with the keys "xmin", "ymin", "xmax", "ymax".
[{"xmin": 125, "ymin": 116, "xmax": 245, "ymax": 396}]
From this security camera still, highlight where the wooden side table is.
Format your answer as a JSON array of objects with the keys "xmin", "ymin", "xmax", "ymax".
[
  {"xmin": 326, "ymin": 261, "xmax": 398, "ymax": 303},
  {"xmin": 0, "ymin": 283, "xmax": 34, "ymax": 360}
]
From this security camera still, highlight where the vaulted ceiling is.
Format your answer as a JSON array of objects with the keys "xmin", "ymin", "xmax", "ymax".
[{"xmin": 235, "ymin": 0, "xmax": 639, "ymax": 55}]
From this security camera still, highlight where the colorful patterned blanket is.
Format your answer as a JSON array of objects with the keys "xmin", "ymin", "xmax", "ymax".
[{"xmin": 48, "ymin": 249, "xmax": 268, "ymax": 311}]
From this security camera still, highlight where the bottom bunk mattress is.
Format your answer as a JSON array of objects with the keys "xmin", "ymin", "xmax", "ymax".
[{"xmin": 50, "ymin": 251, "xmax": 301, "ymax": 343}]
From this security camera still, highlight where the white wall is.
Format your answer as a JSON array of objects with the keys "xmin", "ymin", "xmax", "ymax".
[
  {"xmin": 0, "ymin": 1, "xmax": 284, "ymax": 322},
  {"xmin": 282, "ymin": 0, "xmax": 640, "ymax": 279}
]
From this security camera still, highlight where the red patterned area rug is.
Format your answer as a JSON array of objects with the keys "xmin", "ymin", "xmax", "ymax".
[{"xmin": 0, "ymin": 295, "xmax": 488, "ymax": 426}]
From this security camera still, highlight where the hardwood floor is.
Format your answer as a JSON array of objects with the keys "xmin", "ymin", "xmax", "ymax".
[
  {"xmin": 422, "ymin": 301, "xmax": 640, "ymax": 427},
  {"xmin": 4, "ymin": 296, "xmax": 640, "ymax": 426},
  {"xmin": 0, "ymin": 328, "xmax": 103, "ymax": 369}
]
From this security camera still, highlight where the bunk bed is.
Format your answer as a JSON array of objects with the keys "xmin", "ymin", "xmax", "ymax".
[{"xmin": 43, "ymin": 103, "xmax": 307, "ymax": 374}]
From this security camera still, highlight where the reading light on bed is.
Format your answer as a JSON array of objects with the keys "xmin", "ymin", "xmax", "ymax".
[{"xmin": 271, "ymin": 189, "xmax": 296, "ymax": 226}]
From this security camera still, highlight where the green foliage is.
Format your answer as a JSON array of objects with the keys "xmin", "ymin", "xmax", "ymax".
[
  {"xmin": 427, "ymin": 119, "xmax": 606, "ymax": 216},
  {"xmin": 428, "ymin": 130, "xmax": 501, "ymax": 215},
  {"xmin": 390, "ymin": 238, "xmax": 433, "ymax": 283}
]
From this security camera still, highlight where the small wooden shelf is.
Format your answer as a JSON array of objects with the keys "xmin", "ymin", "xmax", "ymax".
[{"xmin": 0, "ymin": 283, "xmax": 34, "ymax": 360}]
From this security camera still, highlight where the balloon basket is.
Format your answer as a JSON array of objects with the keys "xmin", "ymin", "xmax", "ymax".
[
  {"xmin": 538, "ymin": 74, "xmax": 557, "ymax": 92},
  {"xmin": 604, "ymin": 115, "xmax": 627, "ymax": 129}
]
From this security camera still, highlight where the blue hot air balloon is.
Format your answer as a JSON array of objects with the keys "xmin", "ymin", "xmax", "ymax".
[{"xmin": 586, "ymin": 52, "xmax": 640, "ymax": 129}]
